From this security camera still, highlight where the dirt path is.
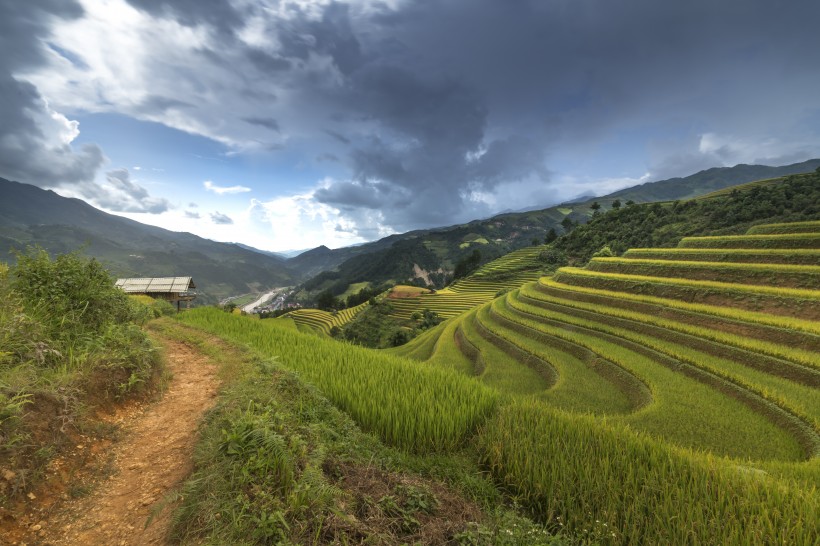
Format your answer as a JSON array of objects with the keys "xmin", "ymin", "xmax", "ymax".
[{"xmin": 29, "ymin": 337, "xmax": 219, "ymax": 546}]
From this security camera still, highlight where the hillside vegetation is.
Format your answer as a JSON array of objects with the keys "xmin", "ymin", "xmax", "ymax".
[
  {"xmin": 0, "ymin": 178, "xmax": 296, "ymax": 305},
  {"xmin": 162, "ymin": 174, "xmax": 820, "ymax": 544},
  {"xmin": 0, "ymin": 249, "xmax": 164, "ymax": 507},
  {"xmin": 553, "ymin": 169, "xmax": 820, "ymax": 263},
  {"xmin": 290, "ymin": 160, "xmax": 820, "ymax": 304},
  {"xmin": 178, "ymin": 211, "xmax": 820, "ymax": 543}
]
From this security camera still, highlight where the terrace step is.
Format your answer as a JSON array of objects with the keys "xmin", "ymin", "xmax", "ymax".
[
  {"xmin": 553, "ymin": 267, "xmax": 820, "ymax": 320},
  {"xmin": 746, "ymin": 220, "xmax": 820, "ymax": 235},
  {"xmin": 586, "ymin": 258, "xmax": 820, "ymax": 289},
  {"xmin": 535, "ymin": 279, "xmax": 820, "ymax": 353},
  {"xmin": 678, "ymin": 233, "xmax": 820, "ymax": 249},
  {"xmin": 489, "ymin": 297, "xmax": 652, "ymax": 413},
  {"xmin": 505, "ymin": 295, "xmax": 820, "ymax": 460},
  {"xmin": 519, "ymin": 287, "xmax": 820, "ymax": 387},
  {"xmin": 622, "ymin": 248, "xmax": 820, "ymax": 266}
]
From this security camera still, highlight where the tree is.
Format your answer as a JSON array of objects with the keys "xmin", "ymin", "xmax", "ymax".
[
  {"xmin": 453, "ymin": 249, "xmax": 481, "ymax": 280},
  {"xmin": 590, "ymin": 201, "xmax": 601, "ymax": 215},
  {"xmin": 316, "ymin": 289, "xmax": 338, "ymax": 311},
  {"xmin": 544, "ymin": 228, "xmax": 558, "ymax": 244},
  {"xmin": 626, "ymin": 200, "xmax": 635, "ymax": 206},
  {"xmin": 560, "ymin": 216, "xmax": 575, "ymax": 233},
  {"xmin": 612, "ymin": 199, "xmax": 621, "ymax": 210}
]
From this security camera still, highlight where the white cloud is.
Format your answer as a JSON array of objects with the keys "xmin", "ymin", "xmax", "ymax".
[{"xmin": 204, "ymin": 180, "xmax": 252, "ymax": 194}]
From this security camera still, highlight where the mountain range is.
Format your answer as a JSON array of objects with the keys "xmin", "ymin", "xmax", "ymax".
[{"xmin": 2, "ymin": 159, "xmax": 818, "ymax": 303}]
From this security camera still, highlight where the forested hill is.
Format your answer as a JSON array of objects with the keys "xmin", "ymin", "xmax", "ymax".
[
  {"xmin": 0, "ymin": 177, "xmax": 295, "ymax": 304},
  {"xmin": 290, "ymin": 160, "xmax": 820, "ymax": 302},
  {"xmin": 552, "ymin": 168, "xmax": 820, "ymax": 264}
]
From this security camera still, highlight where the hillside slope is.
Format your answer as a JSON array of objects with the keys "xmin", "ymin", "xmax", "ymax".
[
  {"xmin": 0, "ymin": 177, "xmax": 296, "ymax": 304},
  {"xmin": 293, "ymin": 162, "xmax": 820, "ymax": 302}
]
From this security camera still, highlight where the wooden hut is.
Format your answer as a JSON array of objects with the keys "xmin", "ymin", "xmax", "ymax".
[{"xmin": 115, "ymin": 277, "xmax": 196, "ymax": 311}]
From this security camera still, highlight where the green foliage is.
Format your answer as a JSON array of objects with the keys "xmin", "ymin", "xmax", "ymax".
[
  {"xmin": 454, "ymin": 249, "xmax": 482, "ymax": 280},
  {"xmin": 480, "ymin": 400, "xmax": 818, "ymax": 545},
  {"xmin": 416, "ymin": 308, "xmax": 443, "ymax": 330},
  {"xmin": 0, "ymin": 250, "xmax": 160, "ymax": 502},
  {"xmin": 553, "ymin": 172, "xmax": 820, "ymax": 264},
  {"xmin": 591, "ymin": 245, "xmax": 614, "ymax": 258},
  {"xmin": 538, "ymin": 248, "xmax": 568, "ymax": 268},
  {"xmin": 341, "ymin": 301, "xmax": 406, "ymax": 348},
  {"xmin": 178, "ymin": 308, "xmax": 498, "ymax": 453},
  {"xmin": 316, "ymin": 289, "xmax": 341, "ymax": 311},
  {"xmin": 12, "ymin": 247, "xmax": 136, "ymax": 344}
]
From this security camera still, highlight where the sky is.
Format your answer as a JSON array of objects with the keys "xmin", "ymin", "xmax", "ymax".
[{"xmin": 1, "ymin": 0, "xmax": 819, "ymax": 252}]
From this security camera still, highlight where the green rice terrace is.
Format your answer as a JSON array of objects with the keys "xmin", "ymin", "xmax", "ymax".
[
  {"xmin": 170, "ymin": 219, "xmax": 820, "ymax": 544},
  {"xmin": 284, "ymin": 301, "xmax": 369, "ymax": 335},
  {"xmin": 379, "ymin": 245, "xmax": 545, "ymax": 322}
]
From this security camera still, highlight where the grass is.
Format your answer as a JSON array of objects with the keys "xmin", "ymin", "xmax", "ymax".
[
  {"xmin": 518, "ymin": 286, "xmax": 820, "ymax": 435},
  {"xmin": 152, "ymin": 320, "xmax": 561, "ymax": 545},
  {"xmin": 525, "ymin": 283, "xmax": 820, "ymax": 375},
  {"xmin": 226, "ymin": 293, "xmax": 257, "ymax": 307},
  {"xmin": 283, "ymin": 301, "xmax": 370, "ymax": 335},
  {"xmin": 747, "ymin": 220, "xmax": 820, "ymax": 235},
  {"xmin": 480, "ymin": 399, "xmax": 819, "ymax": 545},
  {"xmin": 503, "ymin": 293, "xmax": 808, "ymax": 461},
  {"xmin": 678, "ymin": 233, "xmax": 820, "ymax": 249},
  {"xmin": 480, "ymin": 300, "xmax": 643, "ymax": 415},
  {"xmin": 178, "ymin": 308, "xmax": 497, "ymax": 453},
  {"xmin": 622, "ymin": 247, "xmax": 820, "ymax": 265},
  {"xmin": 381, "ymin": 246, "xmax": 546, "ymax": 323},
  {"xmin": 587, "ymin": 257, "xmax": 820, "ymax": 289},
  {"xmin": 537, "ymin": 277, "xmax": 820, "ymax": 336},
  {"xmin": 339, "ymin": 281, "xmax": 371, "ymax": 300},
  {"xmin": 553, "ymin": 267, "xmax": 820, "ymax": 319}
]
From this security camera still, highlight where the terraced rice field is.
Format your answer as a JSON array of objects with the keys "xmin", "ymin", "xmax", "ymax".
[
  {"xmin": 179, "ymin": 221, "xmax": 820, "ymax": 544},
  {"xmin": 385, "ymin": 245, "xmax": 545, "ymax": 320},
  {"xmin": 418, "ymin": 221, "xmax": 820, "ymax": 460},
  {"xmin": 397, "ymin": 220, "xmax": 820, "ymax": 535},
  {"xmin": 283, "ymin": 300, "xmax": 369, "ymax": 334}
]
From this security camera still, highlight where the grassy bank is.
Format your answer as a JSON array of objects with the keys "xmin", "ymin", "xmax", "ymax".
[
  {"xmin": 0, "ymin": 249, "xmax": 165, "ymax": 505},
  {"xmin": 153, "ymin": 319, "xmax": 560, "ymax": 545}
]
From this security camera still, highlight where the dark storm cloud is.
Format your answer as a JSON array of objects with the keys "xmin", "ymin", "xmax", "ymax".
[
  {"xmin": 0, "ymin": 0, "xmax": 105, "ymax": 188},
  {"xmin": 0, "ymin": 75, "xmax": 105, "ymax": 185},
  {"xmin": 324, "ymin": 130, "xmax": 351, "ymax": 145},
  {"xmin": 11, "ymin": 0, "xmax": 820, "ymax": 238},
  {"xmin": 243, "ymin": 117, "xmax": 281, "ymax": 132},
  {"xmin": 246, "ymin": 49, "xmax": 293, "ymax": 73},
  {"xmin": 308, "ymin": 0, "xmax": 820, "ymax": 232},
  {"xmin": 315, "ymin": 179, "xmax": 407, "ymax": 210}
]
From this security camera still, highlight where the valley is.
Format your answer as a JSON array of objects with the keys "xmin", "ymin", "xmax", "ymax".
[{"xmin": 2, "ymin": 168, "xmax": 818, "ymax": 545}]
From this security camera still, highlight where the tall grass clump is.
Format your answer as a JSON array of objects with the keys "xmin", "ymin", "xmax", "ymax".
[
  {"xmin": 178, "ymin": 307, "xmax": 497, "ymax": 453},
  {"xmin": 0, "ymin": 248, "xmax": 162, "ymax": 501},
  {"xmin": 480, "ymin": 399, "xmax": 819, "ymax": 545}
]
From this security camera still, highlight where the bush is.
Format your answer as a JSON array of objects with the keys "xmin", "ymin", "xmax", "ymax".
[
  {"xmin": 0, "ymin": 250, "xmax": 162, "ymax": 501},
  {"xmin": 592, "ymin": 245, "xmax": 615, "ymax": 258},
  {"xmin": 11, "ymin": 247, "xmax": 135, "ymax": 344}
]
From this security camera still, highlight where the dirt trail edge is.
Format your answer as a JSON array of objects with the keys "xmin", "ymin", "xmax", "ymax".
[{"xmin": 39, "ymin": 337, "xmax": 219, "ymax": 546}]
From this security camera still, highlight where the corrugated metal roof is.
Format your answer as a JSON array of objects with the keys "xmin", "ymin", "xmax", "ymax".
[{"xmin": 115, "ymin": 277, "xmax": 196, "ymax": 293}]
